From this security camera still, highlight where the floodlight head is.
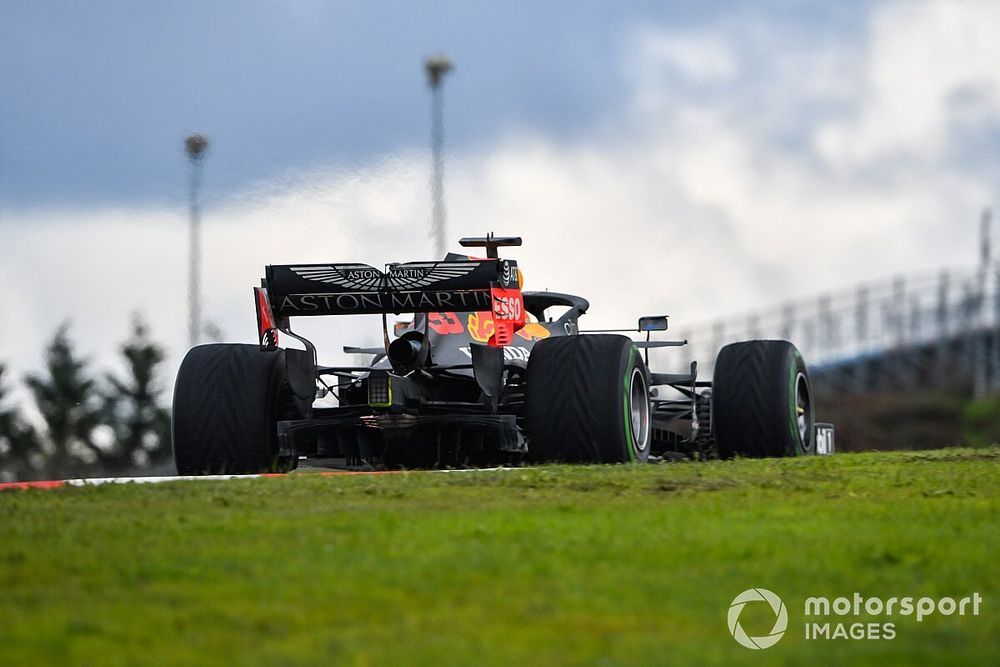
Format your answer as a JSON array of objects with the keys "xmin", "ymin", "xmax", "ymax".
[
  {"xmin": 425, "ymin": 54, "xmax": 453, "ymax": 87},
  {"xmin": 184, "ymin": 134, "xmax": 209, "ymax": 161}
]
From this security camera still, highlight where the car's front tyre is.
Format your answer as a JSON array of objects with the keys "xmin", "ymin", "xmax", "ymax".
[{"xmin": 712, "ymin": 340, "xmax": 814, "ymax": 458}]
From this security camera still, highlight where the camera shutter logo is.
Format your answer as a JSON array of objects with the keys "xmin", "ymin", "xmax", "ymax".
[{"xmin": 728, "ymin": 588, "xmax": 788, "ymax": 649}]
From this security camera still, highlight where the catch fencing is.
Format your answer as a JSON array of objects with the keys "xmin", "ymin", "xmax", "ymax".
[{"xmin": 671, "ymin": 266, "xmax": 1000, "ymax": 396}]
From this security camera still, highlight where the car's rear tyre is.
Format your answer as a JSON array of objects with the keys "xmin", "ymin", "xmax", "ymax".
[
  {"xmin": 172, "ymin": 344, "xmax": 300, "ymax": 475},
  {"xmin": 525, "ymin": 334, "xmax": 650, "ymax": 463},
  {"xmin": 712, "ymin": 340, "xmax": 814, "ymax": 458}
]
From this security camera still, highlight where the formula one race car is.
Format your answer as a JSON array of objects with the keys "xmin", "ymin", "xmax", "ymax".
[{"xmin": 172, "ymin": 235, "xmax": 833, "ymax": 474}]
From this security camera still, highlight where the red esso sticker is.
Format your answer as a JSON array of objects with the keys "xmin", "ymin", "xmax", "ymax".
[{"xmin": 492, "ymin": 289, "xmax": 524, "ymax": 322}]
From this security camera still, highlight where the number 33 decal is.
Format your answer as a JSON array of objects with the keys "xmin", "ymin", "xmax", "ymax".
[{"xmin": 427, "ymin": 312, "xmax": 464, "ymax": 335}]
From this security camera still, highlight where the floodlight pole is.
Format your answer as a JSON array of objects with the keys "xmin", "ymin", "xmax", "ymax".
[
  {"xmin": 977, "ymin": 207, "xmax": 994, "ymax": 395},
  {"xmin": 185, "ymin": 134, "xmax": 209, "ymax": 348},
  {"xmin": 426, "ymin": 55, "xmax": 453, "ymax": 259}
]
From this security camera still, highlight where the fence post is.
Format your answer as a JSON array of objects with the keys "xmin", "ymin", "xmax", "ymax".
[
  {"xmin": 781, "ymin": 302, "xmax": 795, "ymax": 342},
  {"xmin": 711, "ymin": 322, "xmax": 725, "ymax": 368},
  {"xmin": 819, "ymin": 294, "xmax": 834, "ymax": 361},
  {"xmin": 992, "ymin": 268, "xmax": 1000, "ymax": 393},
  {"xmin": 936, "ymin": 271, "xmax": 951, "ymax": 384},
  {"xmin": 893, "ymin": 276, "xmax": 906, "ymax": 347}
]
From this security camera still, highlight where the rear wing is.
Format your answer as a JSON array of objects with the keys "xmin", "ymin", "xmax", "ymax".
[
  {"xmin": 264, "ymin": 259, "xmax": 519, "ymax": 317},
  {"xmin": 254, "ymin": 257, "xmax": 526, "ymax": 347}
]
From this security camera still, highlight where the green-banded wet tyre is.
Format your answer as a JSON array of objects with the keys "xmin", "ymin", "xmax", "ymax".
[
  {"xmin": 712, "ymin": 340, "xmax": 814, "ymax": 458},
  {"xmin": 172, "ymin": 344, "xmax": 299, "ymax": 475},
  {"xmin": 525, "ymin": 334, "xmax": 651, "ymax": 463}
]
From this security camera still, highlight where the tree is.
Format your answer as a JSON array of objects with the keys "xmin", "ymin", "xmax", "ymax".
[
  {"xmin": 10, "ymin": 320, "xmax": 173, "ymax": 481},
  {"xmin": 0, "ymin": 364, "xmax": 40, "ymax": 482},
  {"xmin": 25, "ymin": 323, "xmax": 105, "ymax": 476},
  {"xmin": 102, "ymin": 316, "xmax": 172, "ymax": 468}
]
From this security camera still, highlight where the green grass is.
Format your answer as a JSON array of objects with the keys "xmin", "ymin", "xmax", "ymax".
[
  {"xmin": 963, "ymin": 395, "xmax": 1000, "ymax": 446},
  {"xmin": 0, "ymin": 449, "xmax": 997, "ymax": 666}
]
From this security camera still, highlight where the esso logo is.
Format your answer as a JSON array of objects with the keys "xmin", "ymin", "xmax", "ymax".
[{"xmin": 493, "ymin": 294, "xmax": 522, "ymax": 321}]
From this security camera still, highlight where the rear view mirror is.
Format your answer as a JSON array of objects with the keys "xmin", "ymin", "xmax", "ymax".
[{"xmin": 638, "ymin": 315, "xmax": 668, "ymax": 332}]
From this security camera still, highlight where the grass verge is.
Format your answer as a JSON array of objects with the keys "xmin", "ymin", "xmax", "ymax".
[{"xmin": 0, "ymin": 449, "xmax": 997, "ymax": 665}]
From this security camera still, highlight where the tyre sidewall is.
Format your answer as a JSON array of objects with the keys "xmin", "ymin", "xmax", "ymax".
[
  {"xmin": 618, "ymin": 345, "xmax": 651, "ymax": 463},
  {"xmin": 787, "ymin": 347, "xmax": 814, "ymax": 456}
]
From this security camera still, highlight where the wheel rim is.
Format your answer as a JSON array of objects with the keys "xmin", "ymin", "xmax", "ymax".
[
  {"xmin": 629, "ymin": 367, "xmax": 650, "ymax": 454},
  {"xmin": 795, "ymin": 372, "xmax": 812, "ymax": 450}
]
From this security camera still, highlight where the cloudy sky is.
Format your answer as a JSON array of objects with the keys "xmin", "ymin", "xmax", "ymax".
[{"xmin": 2, "ymin": 0, "xmax": 999, "ymax": 391}]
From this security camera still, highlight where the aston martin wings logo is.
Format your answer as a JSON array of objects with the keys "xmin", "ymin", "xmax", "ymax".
[
  {"xmin": 290, "ymin": 262, "xmax": 479, "ymax": 291},
  {"xmin": 289, "ymin": 264, "xmax": 384, "ymax": 291},
  {"xmin": 385, "ymin": 262, "xmax": 479, "ymax": 290}
]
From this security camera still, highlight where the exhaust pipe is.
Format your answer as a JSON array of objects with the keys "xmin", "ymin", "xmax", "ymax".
[{"xmin": 388, "ymin": 333, "xmax": 429, "ymax": 372}]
